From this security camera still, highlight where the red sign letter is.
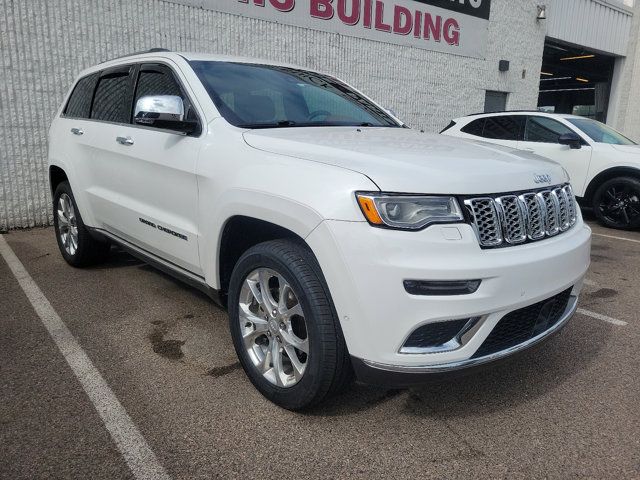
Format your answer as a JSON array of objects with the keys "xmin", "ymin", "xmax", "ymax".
[
  {"xmin": 270, "ymin": 0, "xmax": 295, "ymax": 11},
  {"xmin": 311, "ymin": 0, "xmax": 334, "ymax": 19},
  {"xmin": 374, "ymin": 1, "xmax": 391, "ymax": 32},
  {"xmin": 443, "ymin": 17, "xmax": 460, "ymax": 46},
  {"xmin": 424, "ymin": 13, "xmax": 441, "ymax": 42},
  {"xmin": 393, "ymin": 5, "xmax": 412, "ymax": 35},
  {"xmin": 338, "ymin": 0, "xmax": 360, "ymax": 25}
]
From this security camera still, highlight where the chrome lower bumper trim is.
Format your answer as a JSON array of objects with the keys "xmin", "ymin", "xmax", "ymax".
[{"xmin": 361, "ymin": 295, "xmax": 578, "ymax": 374}]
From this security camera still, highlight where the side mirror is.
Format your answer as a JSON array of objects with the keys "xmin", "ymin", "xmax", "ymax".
[
  {"xmin": 558, "ymin": 132, "xmax": 582, "ymax": 149},
  {"xmin": 134, "ymin": 95, "xmax": 198, "ymax": 134}
]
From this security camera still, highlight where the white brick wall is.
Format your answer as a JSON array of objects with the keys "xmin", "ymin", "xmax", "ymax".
[{"xmin": 0, "ymin": 0, "xmax": 546, "ymax": 229}]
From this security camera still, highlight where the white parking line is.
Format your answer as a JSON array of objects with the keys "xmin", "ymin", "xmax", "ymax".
[
  {"xmin": 592, "ymin": 232, "xmax": 640, "ymax": 244},
  {"xmin": 0, "ymin": 235, "xmax": 171, "ymax": 480},
  {"xmin": 577, "ymin": 308, "xmax": 628, "ymax": 326}
]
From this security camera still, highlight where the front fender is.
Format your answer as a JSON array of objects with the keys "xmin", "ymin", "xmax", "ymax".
[
  {"xmin": 196, "ymin": 128, "xmax": 379, "ymax": 288},
  {"xmin": 200, "ymin": 189, "xmax": 324, "ymax": 288}
]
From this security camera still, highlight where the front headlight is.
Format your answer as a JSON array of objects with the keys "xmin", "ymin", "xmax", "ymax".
[{"xmin": 356, "ymin": 192, "xmax": 464, "ymax": 230}]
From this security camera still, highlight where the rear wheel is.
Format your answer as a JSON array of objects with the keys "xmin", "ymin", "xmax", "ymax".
[
  {"xmin": 53, "ymin": 181, "xmax": 110, "ymax": 266},
  {"xmin": 592, "ymin": 177, "xmax": 640, "ymax": 230},
  {"xmin": 228, "ymin": 239, "xmax": 351, "ymax": 410}
]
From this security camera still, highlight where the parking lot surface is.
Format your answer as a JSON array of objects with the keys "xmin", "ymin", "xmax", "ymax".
[{"xmin": 1, "ymin": 219, "xmax": 639, "ymax": 479}]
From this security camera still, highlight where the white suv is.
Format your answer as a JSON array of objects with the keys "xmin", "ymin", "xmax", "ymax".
[
  {"xmin": 49, "ymin": 50, "xmax": 591, "ymax": 409},
  {"xmin": 442, "ymin": 111, "xmax": 640, "ymax": 230}
]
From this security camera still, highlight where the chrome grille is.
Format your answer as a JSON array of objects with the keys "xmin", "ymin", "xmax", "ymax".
[
  {"xmin": 496, "ymin": 195, "xmax": 527, "ymax": 244},
  {"xmin": 465, "ymin": 184, "xmax": 578, "ymax": 248},
  {"xmin": 541, "ymin": 191, "xmax": 560, "ymax": 235},
  {"xmin": 519, "ymin": 193, "xmax": 545, "ymax": 240}
]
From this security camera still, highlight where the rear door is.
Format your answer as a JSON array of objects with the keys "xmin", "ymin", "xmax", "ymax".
[
  {"xmin": 519, "ymin": 116, "xmax": 593, "ymax": 195},
  {"xmin": 53, "ymin": 73, "xmax": 100, "ymax": 225},
  {"xmin": 85, "ymin": 62, "xmax": 203, "ymax": 275}
]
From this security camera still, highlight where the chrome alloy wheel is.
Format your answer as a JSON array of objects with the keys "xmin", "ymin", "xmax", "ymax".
[
  {"xmin": 239, "ymin": 268, "xmax": 309, "ymax": 387},
  {"xmin": 57, "ymin": 193, "xmax": 79, "ymax": 256}
]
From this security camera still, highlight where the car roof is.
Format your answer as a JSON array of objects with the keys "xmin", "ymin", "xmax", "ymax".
[
  {"xmin": 78, "ymin": 49, "xmax": 324, "ymax": 78},
  {"xmin": 453, "ymin": 111, "xmax": 585, "ymax": 123}
]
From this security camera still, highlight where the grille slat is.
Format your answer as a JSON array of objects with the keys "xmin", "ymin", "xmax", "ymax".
[{"xmin": 465, "ymin": 184, "xmax": 578, "ymax": 248}]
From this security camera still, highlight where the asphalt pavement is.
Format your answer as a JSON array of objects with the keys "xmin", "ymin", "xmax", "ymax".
[{"xmin": 1, "ymin": 220, "xmax": 639, "ymax": 479}]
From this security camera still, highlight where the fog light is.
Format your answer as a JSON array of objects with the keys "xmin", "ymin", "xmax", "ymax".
[
  {"xmin": 401, "ymin": 316, "xmax": 482, "ymax": 353},
  {"xmin": 403, "ymin": 279, "xmax": 481, "ymax": 296}
]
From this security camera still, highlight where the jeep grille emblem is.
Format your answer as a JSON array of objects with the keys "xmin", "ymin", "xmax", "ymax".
[{"xmin": 534, "ymin": 174, "xmax": 552, "ymax": 184}]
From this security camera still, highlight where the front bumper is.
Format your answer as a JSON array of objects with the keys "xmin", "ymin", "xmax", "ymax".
[
  {"xmin": 351, "ymin": 293, "xmax": 577, "ymax": 386},
  {"xmin": 306, "ymin": 217, "xmax": 591, "ymax": 378}
]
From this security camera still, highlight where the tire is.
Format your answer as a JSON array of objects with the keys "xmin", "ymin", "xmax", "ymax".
[
  {"xmin": 592, "ymin": 177, "xmax": 640, "ymax": 230},
  {"xmin": 228, "ymin": 239, "xmax": 352, "ymax": 410},
  {"xmin": 53, "ymin": 181, "xmax": 110, "ymax": 267}
]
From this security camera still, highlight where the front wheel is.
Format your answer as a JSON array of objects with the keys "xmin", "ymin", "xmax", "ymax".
[
  {"xmin": 592, "ymin": 177, "xmax": 640, "ymax": 230},
  {"xmin": 228, "ymin": 239, "xmax": 351, "ymax": 410},
  {"xmin": 53, "ymin": 181, "xmax": 111, "ymax": 266}
]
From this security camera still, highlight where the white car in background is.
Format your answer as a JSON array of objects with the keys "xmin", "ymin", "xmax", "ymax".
[{"xmin": 442, "ymin": 112, "xmax": 640, "ymax": 230}]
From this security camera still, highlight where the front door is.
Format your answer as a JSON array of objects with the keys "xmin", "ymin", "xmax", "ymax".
[
  {"xmin": 84, "ymin": 63, "xmax": 203, "ymax": 275},
  {"xmin": 519, "ymin": 116, "xmax": 593, "ymax": 196}
]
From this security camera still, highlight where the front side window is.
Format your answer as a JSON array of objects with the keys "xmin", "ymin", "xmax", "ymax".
[
  {"xmin": 482, "ymin": 116, "xmax": 524, "ymax": 141},
  {"xmin": 568, "ymin": 118, "xmax": 636, "ymax": 145},
  {"xmin": 133, "ymin": 64, "xmax": 199, "ymax": 127},
  {"xmin": 189, "ymin": 61, "xmax": 400, "ymax": 129},
  {"xmin": 91, "ymin": 68, "xmax": 133, "ymax": 123},
  {"xmin": 134, "ymin": 66, "xmax": 183, "ymax": 104},
  {"xmin": 64, "ymin": 73, "xmax": 98, "ymax": 119},
  {"xmin": 525, "ymin": 116, "xmax": 574, "ymax": 143}
]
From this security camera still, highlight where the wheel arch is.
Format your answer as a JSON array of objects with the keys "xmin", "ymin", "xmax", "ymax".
[
  {"xmin": 49, "ymin": 165, "xmax": 69, "ymax": 196},
  {"xmin": 583, "ymin": 166, "xmax": 640, "ymax": 203},
  {"xmin": 216, "ymin": 215, "xmax": 315, "ymax": 305}
]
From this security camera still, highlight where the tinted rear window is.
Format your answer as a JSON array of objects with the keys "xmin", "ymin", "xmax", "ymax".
[
  {"xmin": 460, "ymin": 118, "xmax": 485, "ymax": 136},
  {"xmin": 482, "ymin": 116, "xmax": 524, "ymax": 141},
  {"xmin": 91, "ymin": 69, "xmax": 133, "ymax": 123},
  {"xmin": 64, "ymin": 73, "xmax": 98, "ymax": 119}
]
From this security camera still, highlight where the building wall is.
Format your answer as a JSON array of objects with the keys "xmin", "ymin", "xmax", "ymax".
[
  {"xmin": 0, "ymin": 0, "xmax": 546, "ymax": 230},
  {"xmin": 547, "ymin": 0, "xmax": 634, "ymax": 57},
  {"xmin": 611, "ymin": 3, "xmax": 640, "ymax": 140}
]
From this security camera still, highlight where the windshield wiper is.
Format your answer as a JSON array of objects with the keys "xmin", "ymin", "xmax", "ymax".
[{"xmin": 237, "ymin": 120, "xmax": 298, "ymax": 129}]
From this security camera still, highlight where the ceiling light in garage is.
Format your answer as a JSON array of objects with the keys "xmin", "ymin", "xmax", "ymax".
[{"xmin": 560, "ymin": 54, "xmax": 595, "ymax": 61}]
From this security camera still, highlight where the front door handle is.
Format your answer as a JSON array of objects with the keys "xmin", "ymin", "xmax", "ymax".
[
  {"xmin": 116, "ymin": 136, "xmax": 134, "ymax": 146},
  {"xmin": 70, "ymin": 128, "xmax": 84, "ymax": 136}
]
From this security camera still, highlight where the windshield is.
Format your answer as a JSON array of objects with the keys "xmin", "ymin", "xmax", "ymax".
[
  {"xmin": 567, "ymin": 118, "xmax": 636, "ymax": 145},
  {"xmin": 190, "ymin": 61, "xmax": 400, "ymax": 129}
]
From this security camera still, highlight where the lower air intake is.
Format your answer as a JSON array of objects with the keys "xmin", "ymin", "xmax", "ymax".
[{"xmin": 471, "ymin": 287, "xmax": 573, "ymax": 358}]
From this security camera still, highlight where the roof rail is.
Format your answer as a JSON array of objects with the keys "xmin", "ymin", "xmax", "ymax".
[
  {"xmin": 464, "ymin": 110, "xmax": 543, "ymax": 117},
  {"xmin": 101, "ymin": 48, "xmax": 171, "ymax": 64}
]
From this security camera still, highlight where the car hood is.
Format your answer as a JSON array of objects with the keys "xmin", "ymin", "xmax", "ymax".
[
  {"xmin": 242, "ymin": 127, "xmax": 567, "ymax": 194},
  {"xmin": 611, "ymin": 144, "xmax": 640, "ymax": 155}
]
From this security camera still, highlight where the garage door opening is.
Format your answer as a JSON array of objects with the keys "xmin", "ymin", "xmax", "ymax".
[{"xmin": 538, "ymin": 39, "xmax": 615, "ymax": 122}]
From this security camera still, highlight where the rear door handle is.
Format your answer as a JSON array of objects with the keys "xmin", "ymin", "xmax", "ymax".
[
  {"xmin": 70, "ymin": 128, "xmax": 84, "ymax": 136},
  {"xmin": 116, "ymin": 136, "xmax": 134, "ymax": 146}
]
